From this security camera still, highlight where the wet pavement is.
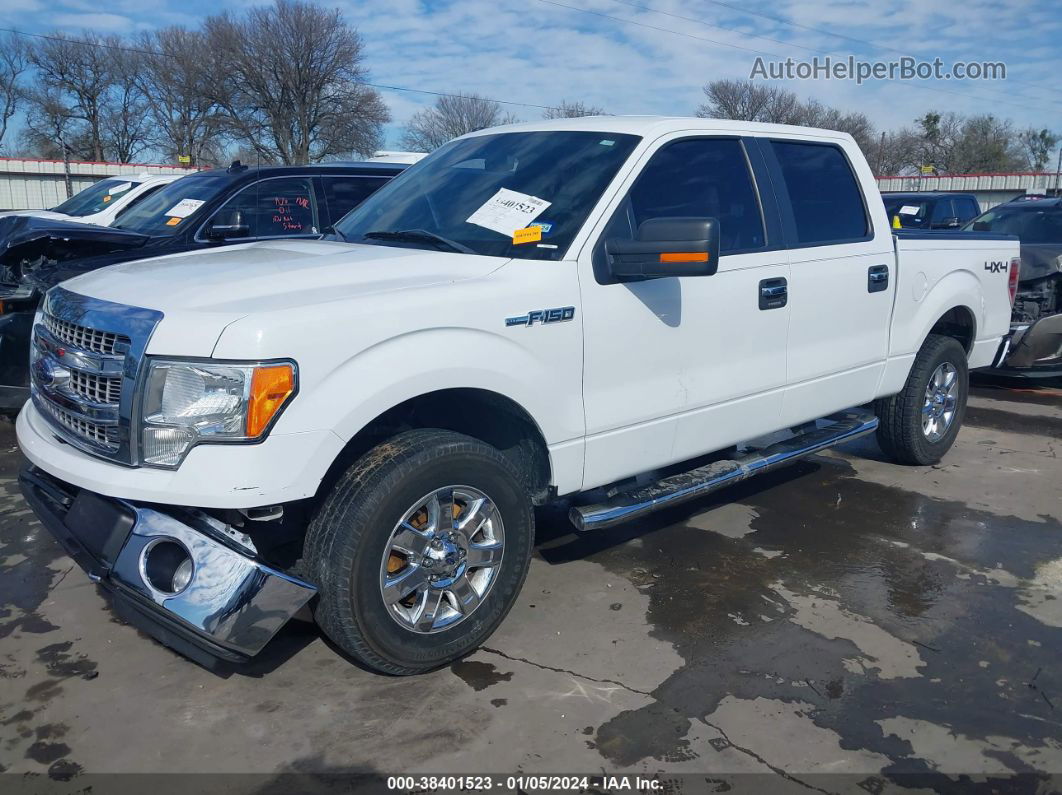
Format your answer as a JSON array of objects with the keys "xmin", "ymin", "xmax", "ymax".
[{"xmin": 1, "ymin": 381, "xmax": 1061, "ymax": 792}]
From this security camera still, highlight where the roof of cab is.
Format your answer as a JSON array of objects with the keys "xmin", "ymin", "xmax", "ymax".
[{"xmin": 460, "ymin": 115, "xmax": 858, "ymax": 142}]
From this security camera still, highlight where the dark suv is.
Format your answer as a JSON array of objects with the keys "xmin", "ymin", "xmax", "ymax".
[
  {"xmin": 0, "ymin": 160, "xmax": 406, "ymax": 411},
  {"xmin": 882, "ymin": 192, "xmax": 981, "ymax": 230}
]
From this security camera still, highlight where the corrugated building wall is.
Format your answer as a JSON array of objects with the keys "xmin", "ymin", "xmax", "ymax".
[{"xmin": 0, "ymin": 157, "xmax": 200, "ymax": 210}]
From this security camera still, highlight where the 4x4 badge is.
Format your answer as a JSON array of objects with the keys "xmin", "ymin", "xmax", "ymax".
[{"xmin": 505, "ymin": 307, "xmax": 576, "ymax": 327}]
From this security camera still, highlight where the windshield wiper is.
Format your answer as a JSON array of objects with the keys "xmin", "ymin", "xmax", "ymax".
[{"xmin": 362, "ymin": 229, "xmax": 475, "ymax": 255}]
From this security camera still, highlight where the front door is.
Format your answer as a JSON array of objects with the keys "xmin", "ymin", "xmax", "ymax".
[{"xmin": 578, "ymin": 135, "xmax": 790, "ymax": 490}]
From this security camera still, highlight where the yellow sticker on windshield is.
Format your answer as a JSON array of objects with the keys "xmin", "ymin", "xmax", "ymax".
[
  {"xmin": 103, "ymin": 195, "xmax": 112, "ymax": 203},
  {"xmin": 166, "ymin": 216, "xmax": 181, "ymax": 226},
  {"xmin": 513, "ymin": 226, "xmax": 543, "ymax": 245}
]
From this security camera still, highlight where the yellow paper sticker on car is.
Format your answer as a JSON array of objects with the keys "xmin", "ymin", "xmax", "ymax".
[
  {"xmin": 513, "ymin": 226, "xmax": 543, "ymax": 245},
  {"xmin": 166, "ymin": 216, "xmax": 182, "ymax": 226}
]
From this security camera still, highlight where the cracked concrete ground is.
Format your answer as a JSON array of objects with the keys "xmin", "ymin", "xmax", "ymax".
[{"xmin": 1, "ymin": 380, "xmax": 1061, "ymax": 792}]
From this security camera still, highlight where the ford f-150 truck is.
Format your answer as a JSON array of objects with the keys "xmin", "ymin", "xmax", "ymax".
[{"xmin": 15, "ymin": 118, "xmax": 1019, "ymax": 675}]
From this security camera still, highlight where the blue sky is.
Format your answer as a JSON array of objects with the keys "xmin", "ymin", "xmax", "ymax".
[{"xmin": 4, "ymin": 0, "xmax": 1061, "ymax": 154}]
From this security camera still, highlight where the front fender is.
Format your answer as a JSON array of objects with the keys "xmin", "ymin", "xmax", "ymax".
[{"xmin": 294, "ymin": 326, "xmax": 581, "ymax": 443}]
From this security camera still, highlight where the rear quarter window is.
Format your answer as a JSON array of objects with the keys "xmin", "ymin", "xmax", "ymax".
[{"xmin": 771, "ymin": 141, "xmax": 869, "ymax": 245}]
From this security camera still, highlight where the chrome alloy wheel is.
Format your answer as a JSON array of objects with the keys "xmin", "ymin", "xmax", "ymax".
[
  {"xmin": 922, "ymin": 362, "xmax": 959, "ymax": 442},
  {"xmin": 379, "ymin": 486, "xmax": 505, "ymax": 634}
]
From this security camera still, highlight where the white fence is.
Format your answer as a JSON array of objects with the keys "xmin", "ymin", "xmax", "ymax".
[{"xmin": 0, "ymin": 157, "xmax": 200, "ymax": 211}]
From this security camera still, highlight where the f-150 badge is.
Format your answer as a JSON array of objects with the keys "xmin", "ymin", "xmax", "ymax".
[{"xmin": 506, "ymin": 307, "xmax": 576, "ymax": 327}]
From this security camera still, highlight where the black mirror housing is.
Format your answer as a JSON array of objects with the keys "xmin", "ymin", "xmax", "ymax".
[
  {"xmin": 206, "ymin": 223, "xmax": 252, "ymax": 241},
  {"xmin": 606, "ymin": 217, "xmax": 721, "ymax": 279}
]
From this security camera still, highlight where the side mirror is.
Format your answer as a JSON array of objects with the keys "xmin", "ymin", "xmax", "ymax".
[
  {"xmin": 206, "ymin": 210, "xmax": 251, "ymax": 241},
  {"xmin": 606, "ymin": 217, "xmax": 720, "ymax": 280},
  {"xmin": 972, "ymin": 221, "xmax": 991, "ymax": 232}
]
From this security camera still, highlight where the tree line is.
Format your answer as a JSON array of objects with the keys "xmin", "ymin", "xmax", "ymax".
[
  {"xmin": 0, "ymin": 0, "xmax": 389, "ymax": 166},
  {"xmin": 697, "ymin": 79, "xmax": 1059, "ymax": 175},
  {"xmin": 0, "ymin": 8, "xmax": 1055, "ymax": 176}
]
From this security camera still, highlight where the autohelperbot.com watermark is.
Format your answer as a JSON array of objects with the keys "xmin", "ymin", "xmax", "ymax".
[{"xmin": 750, "ymin": 55, "xmax": 1006, "ymax": 84}]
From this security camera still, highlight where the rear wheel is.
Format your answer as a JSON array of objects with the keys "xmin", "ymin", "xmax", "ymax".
[
  {"xmin": 875, "ymin": 334, "xmax": 969, "ymax": 465},
  {"xmin": 305, "ymin": 429, "xmax": 534, "ymax": 675}
]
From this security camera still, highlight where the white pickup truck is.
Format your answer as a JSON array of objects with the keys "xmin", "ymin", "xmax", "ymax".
[{"xmin": 16, "ymin": 118, "xmax": 1019, "ymax": 674}]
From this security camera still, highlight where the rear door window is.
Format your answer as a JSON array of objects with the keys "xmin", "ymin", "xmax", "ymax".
[
  {"xmin": 771, "ymin": 141, "xmax": 869, "ymax": 245},
  {"xmin": 930, "ymin": 199, "xmax": 956, "ymax": 227},
  {"xmin": 955, "ymin": 198, "xmax": 980, "ymax": 223},
  {"xmin": 321, "ymin": 176, "xmax": 390, "ymax": 224}
]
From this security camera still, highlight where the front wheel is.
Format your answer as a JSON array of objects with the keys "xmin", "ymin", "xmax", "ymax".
[
  {"xmin": 305, "ymin": 429, "xmax": 534, "ymax": 675},
  {"xmin": 874, "ymin": 334, "xmax": 969, "ymax": 465}
]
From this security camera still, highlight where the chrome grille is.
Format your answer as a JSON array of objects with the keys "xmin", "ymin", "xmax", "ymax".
[
  {"xmin": 34, "ymin": 287, "xmax": 162, "ymax": 465},
  {"xmin": 40, "ymin": 400, "xmax": 119, "ymax": 451},
  {"xmin": 43, "ymin": 314, "xmax": 129, "ymax": 355},
  {"xmin": 70, "ymin": 370, "xmax": 122, "ymax": 405}
]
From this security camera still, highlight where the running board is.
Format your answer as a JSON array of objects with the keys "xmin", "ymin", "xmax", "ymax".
[{"xmin": 570, "ymin": 409, "xmax": 878, "ymax": 532}]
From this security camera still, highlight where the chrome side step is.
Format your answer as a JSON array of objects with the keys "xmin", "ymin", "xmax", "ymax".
[{"xmin": 570, "ymin": 409, "xmax": 878, "ymax": 531}]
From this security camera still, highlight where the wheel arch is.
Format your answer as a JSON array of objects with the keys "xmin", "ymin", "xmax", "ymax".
[{"xmin": 317, "ymin": 388, "xmax": 555, "ymax": 505}]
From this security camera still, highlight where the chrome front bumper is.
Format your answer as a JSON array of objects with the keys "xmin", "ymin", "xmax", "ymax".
[{"xmin": 19, "ymin": 465, "xmax": 316, "ymax": 666}]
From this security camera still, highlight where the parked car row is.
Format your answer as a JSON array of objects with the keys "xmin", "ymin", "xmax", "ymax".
[
  {"xmin": 0, "ymin": 159, "xmax": 407, "ymax": 411},
  {"xmin": 883, "ymin": 190, "xmax": 1062, "ymax": 378},
  {"xmin": 0, "ymin": 173, "xmax": 182, "ymax": 228}
]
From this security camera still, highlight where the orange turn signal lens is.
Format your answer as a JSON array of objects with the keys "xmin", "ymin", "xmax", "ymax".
[
  {"xmin": 659, "ymin": 252, "xmax": 709, "ymax": 263},
  {"xmin": 246, "ymin": 364, "xmax": 295, "ymax": 437}
]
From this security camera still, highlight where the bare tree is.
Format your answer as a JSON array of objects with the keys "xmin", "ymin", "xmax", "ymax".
[
  {"xmin": 403, "ymin": 93, "xmax": 518, "ymax": 151},
  {"xmin": 133, "ymin": 27, "xmax": 221, "ymax": 166},
  {"xmin": 542, "ymin": 99, "xmax": 607, "ymax": 119},
  {"xmin": 697, "ymin": 79, "xmax": 801, "ymax": 124},
  {"xmin": 1018, "ymin": 128, "xmax": 1059, "ymax": 171},
  {"xmin": 28, "ymin": 31, "xmax": 113, "ymax": 161},
  {"xmin": 697, "ymin": 79, "xmax": 875, "ymax": 152},
  {"xmin": 100, "ymin": 39, "xmax": 152, "ymax": 162},
  {"xmin": 203, "ymin": 0, "xmax": 389, "ymax": 163},
  {"xmin": 0, "ymin": 32, "xmax": 29, "ymax": 153},
  {"xmin": 19, "ymin": 85, "xmax": 86, "ymax": 160}
]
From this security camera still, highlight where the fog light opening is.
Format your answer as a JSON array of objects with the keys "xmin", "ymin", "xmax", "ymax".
[{"xmin": 140, "ymin": 538, "xmax": 194, "ymax": 596}]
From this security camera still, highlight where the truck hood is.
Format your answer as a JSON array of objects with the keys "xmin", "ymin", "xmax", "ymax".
[
  {"xmin": 0, "ymin": 215, "xmax": 150, "ymax": 289},
  {"xmin": 61, "ymin": 238, "xmax": 508, "ymax": 317},
  {"xmin": 1019, "ymin": 243, "xmax": 1062, "ymax": 282}
]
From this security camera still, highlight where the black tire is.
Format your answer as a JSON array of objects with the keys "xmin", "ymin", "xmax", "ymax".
[
  {"xmin": 874, "ymin": 334, "xmax": 969, "ymax": 466},
  {"xmin": 305, "ymin": 429, "xmax": 534, "ymax": 675}
]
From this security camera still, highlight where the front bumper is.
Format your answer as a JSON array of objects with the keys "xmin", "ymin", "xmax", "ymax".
[
  {"xmin": 17, "ymin": 400, "xmax": 345, "ymax": 508},
  {"xmin": 984, "ymin": 314, "xmax": 1062, "ymax": 378},
  {"xmin": 19, "ymin": 464, "xmax": 316, "ymax": 667}
]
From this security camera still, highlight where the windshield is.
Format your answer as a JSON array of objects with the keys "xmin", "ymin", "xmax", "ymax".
[
  {"xmin": 883, "ymin": 198, "xmax": 930, "ymax": 227},
  {"xmin": 112, "ymin": 172, "xmax": 233, "ymax": 236},
  {"xmin": 335, "ymin": 131, "xmax": 641, "ymax": 260},
  {"xmin": 52, "ymin": 178, "xmax": 141, "ymax": 217},
  {"xmin": 963, "ymin": 205, "xmax": 1062, "ymax": 244}
]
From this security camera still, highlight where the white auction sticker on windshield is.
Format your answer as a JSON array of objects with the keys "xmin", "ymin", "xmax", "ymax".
[
  {"xmin": 164, "ymin": 198, "xmax": 206, "ymax": 218},
  {"xmin": 899, "ymin": 205, "xmax": 921, "ymax": 215},
  {"xmin": 108, "ymin": 182, "xmax": 132, "ymax": 195},
  {"xmin": 466, "ymin": 188, "xmax": 551, "ymax": 236}
]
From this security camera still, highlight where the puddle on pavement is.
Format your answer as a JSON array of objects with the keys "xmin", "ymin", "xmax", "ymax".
[{"xmin": 540, "ymin": 455, "xmax": 1062, "ymax": 775}]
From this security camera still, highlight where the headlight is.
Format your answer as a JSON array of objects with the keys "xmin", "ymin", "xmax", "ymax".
[{"xmin": 140, "ymin": 359, "xmax": 296, "ymax": 468}]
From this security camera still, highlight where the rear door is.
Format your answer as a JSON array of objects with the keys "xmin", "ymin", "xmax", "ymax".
[
  {"xmin": 320, "ymin": 174, "xmax": 392, "ymax": 227},
  {"xmin": 759, "ymin": 137, "xmax": 894, "ymax": 426},
  {"xmin": 578, "ymin": 135, "xmax": 790, "ymax": 488}
]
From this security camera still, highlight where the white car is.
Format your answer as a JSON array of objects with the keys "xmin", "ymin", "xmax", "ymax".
[
  {"xmin": 0, "ymin": 174, "xmax": 181, "ymax": 227},
  {"xmin": 16, "ymin": 117, "xmax": 1019, "ymax": 675}
]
